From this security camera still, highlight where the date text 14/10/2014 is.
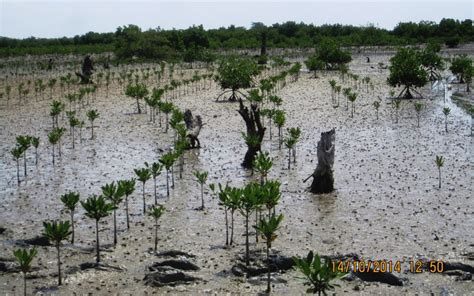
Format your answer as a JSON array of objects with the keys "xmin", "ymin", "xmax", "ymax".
[{"xmin": 332, "ymin": 260, "xmax": 445, "ymax": 273}]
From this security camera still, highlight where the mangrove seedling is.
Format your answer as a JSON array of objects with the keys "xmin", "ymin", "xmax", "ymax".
[
  {"xmin": 254, "ymin": 213, "xmax": 284, "ymax": 293},
  {"xmin": 435, "ymin": 155, "xmax": 444, "ymax": 189},
  {"xmin": 273, "ymin": 110, "xmax": 286, "ymax": 149},
  {"xmin": 48, "ymin": 129, "xmax": 60, "ymax": 166},
  {"xmin": 43, "ymin": 220, "xmax": 71, "ymax": 285},
  {"xmin": 16, "ymin": 135, "xmax": 32, "ymax": 178},
  {"xmin": 193, "ymin": 171, "xmax": 208, "ymax": 209},
  {"xmin": 117, "ymin": 179, "xmax": 136, "ymax": 229},
  {"xmin": 240, "ymin": 182, "xmax": 261, "ymax": 266},
  {"xmin": 288, "ymin": 127, "xmax": 301, "ymax": 162},
  {"xmin": 102, "ymin": 182, "xmax": 124, "ymax": 245},
  {"xmin": 31, "ymin": 136, "xmax": 40, "ymax": 166},
  {"xmin": 86, "ymin": 109, "xmax": 99, "ymax": 139},
  {"xmin": 81, "ymin": 195, "xmax": 114, "ymax": 265},
  {"xmin": 262, "ymin": 180, "xmax": 281, "ymax": 216},
  {"xmin": 60, "ymin": 192, "xmax": 80, "ymax": 244},
  {"xmin": 146, "ymin": 162, "xmax": 163, "ymax": 205},
  {"xmin": 13, "ymin": 247, "xmax": 37, "ymax": 296},
  {"xmin": 159, "ymin": 101, "xmax": 174, "ymax": 133},
  {"xmin": 414, "ymin": 102, "xmax": 423, "ymax": 127},
  {"xmin": 348, "ymin": 92, "xmax": 357, "ymax": 118},
  {"xmin": 148, "ymin": 204, "xmax": 165, "ymax": 253},
  {"xmin": 215, "ymin": 184, "xmax": 230, "ymax": 246},
  {"xmin": 159, "ymin": 152, "xmax": 176, "ymax": 198},
  {"xmin": 11, "ymin": 146, "xmax": 23, "ymax": 185},
  {"xmin": 253, "ymin": 151, "xmax": 273, "ymax": 186},
  {"xmin": 68, "ymin": 114, "xmax": 80, "ymax": 149},
  {"xmin": 373, "ymin": 100, "xmax": 381, "ymax": 120},
  {"xmin": 442, "ymin": 107, "xmax": 451, "ymax": 132},
  {"xmin": 284, "ymin": 136, "xmax": 297, "ymax": 170},
  {"xmin": 293, "ymin": 251, "xmax": 347, "ymax": 295},
  {"xmin": 393, "ymin": 99, "xmax": 402, "ymax": 123},
  {"xmin": 134, "ymin": 167, "xmax": 151, "ymax": 214}
]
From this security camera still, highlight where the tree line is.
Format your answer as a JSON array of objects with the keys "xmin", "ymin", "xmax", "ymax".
[{"xmin": 1, "ymin": 19, "xmax": 472, "ymax": 58}]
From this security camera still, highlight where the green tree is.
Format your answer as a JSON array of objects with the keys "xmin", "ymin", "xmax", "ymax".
[
  {"xmin": 216, "ymin": 57, "xmax": 258, "ymax": 101},
  {"xmin": 254, "ymin": 214, "xmax": 284, "ymax": 293},
  {"xmin": 449, "ymin": 55, "xmax": 472, "ymax": 86},
  {"xmin": 148, "ymin": 204, "xmax": 165, "ymax": 253},
  {"xmin": 420, "ymin": 42, "xmax": 444, "ymax": 82},
  {"xmin": 60, "ymin": 192, "xmax": 80, "ymax": 244},
  {"xmin": 125, "ymin": 83, "xmax": 149, "ymax": 114},
  {"xmin": 81, "ymin": 195, "xmax": 114, "ymax": 265},
  {"xmin": 42, "ymin": 220, "xmax": 71, "ymax": 285},
  {"xmin": 193, "ymin": 171, "xmax": 208, "ymax": 209},
  {"xmin": 388, "ymin": 47, "xmax": 428, "ymax": 99},
  {"xmin": 134, "ymin": 167, "xmax": 151, "ymax": 214},
  {"xmin": 435, "ymin": 155, "xmax": 444, "ymax": 189},
  {"xmin": 305, "ymin": 55, "xmax": 325, "ymax": 78},
  {"xmin": 313, "ymin": 39, "xmax": 352, "ymax": 70},
  {"xmin": 13, "ymin": 247, "xmax": 37, "ymax": 296},
  {"xmin": 293, "ymin": 251, "xmax": 347, "ymax": 295},
  {"xmin": 117, "ymin": 179, "xmax": 135, "ymax": 229},
  {"xmin": 86, "ymin": 109, "xmax": 99, "ymax": 139}
]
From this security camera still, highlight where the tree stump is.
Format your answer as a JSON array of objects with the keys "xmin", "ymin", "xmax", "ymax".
[
  {"xmin": 76, "ymin": 55, "xmax": 94, "ymax": 84},
  {"xmin": 309, "ymin": 129, "xmax": 335, "ymax": 194},
  {"xmin": 238, "ymin": 99, "xmax": 265, "ymax": 169},
  {"xmin": 184, "ymin": 110, "xmax": 203, "ymax": 149}
]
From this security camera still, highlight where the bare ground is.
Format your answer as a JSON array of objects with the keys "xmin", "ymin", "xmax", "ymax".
[{"xmin": 0, "ymin": 54, "xmax": 473, "ymax": 295}]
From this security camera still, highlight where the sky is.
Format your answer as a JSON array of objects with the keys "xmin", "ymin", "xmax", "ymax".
[{"xmin": 0, "ymin": 0, "xmax": 472, "ymax": 39}]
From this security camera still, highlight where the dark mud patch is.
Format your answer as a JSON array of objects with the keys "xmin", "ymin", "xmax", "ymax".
[
  {"xmin": 155, "ymin": 250, "xmax": 196, "ymax": 258},
  {"xmin": 144, "ymin": 255, "xmax": 202, "ymax": 287}
]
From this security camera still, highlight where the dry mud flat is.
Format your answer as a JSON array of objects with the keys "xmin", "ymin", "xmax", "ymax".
[{"xmin": 0, "ymin": 54, "xmax": 473, "ymax": 295}]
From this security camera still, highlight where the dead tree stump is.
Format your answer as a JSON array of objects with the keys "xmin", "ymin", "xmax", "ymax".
[
  {"xmin": 184, "ymin": 110, "xmax": 203, "ymax": 149},
  {"xmin": 238, "ymin": 99, "xmax": 265, "ymax": 169},
  {"xmin": 76, "ymin": 55, "xmax": 94, "ymax": 84},
  {"xmin": 309, "ymin": 129, "xmax": 335, "ymax": 193}
]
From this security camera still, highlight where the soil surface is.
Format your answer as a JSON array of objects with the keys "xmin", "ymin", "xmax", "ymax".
[{"xmin": 0, "ymin": 52, "xmax": 473, "ymax": 295}]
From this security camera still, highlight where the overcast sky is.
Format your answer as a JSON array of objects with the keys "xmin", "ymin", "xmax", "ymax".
[{"xmin": 0, "ymin": 0, "xmax": 472, "ymax": 39}]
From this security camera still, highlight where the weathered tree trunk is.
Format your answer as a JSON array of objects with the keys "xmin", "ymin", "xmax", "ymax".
[
  {"xmin": 309, "ymin": 129, "xmax": 336, "ymax": 194},
  {"xmin": 184, "ymin": 110, "xmax": 203, "ymax": 149},
  {"xmin": 238, "ymin": 99, "xmax": 266, "ymax": 169}
]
